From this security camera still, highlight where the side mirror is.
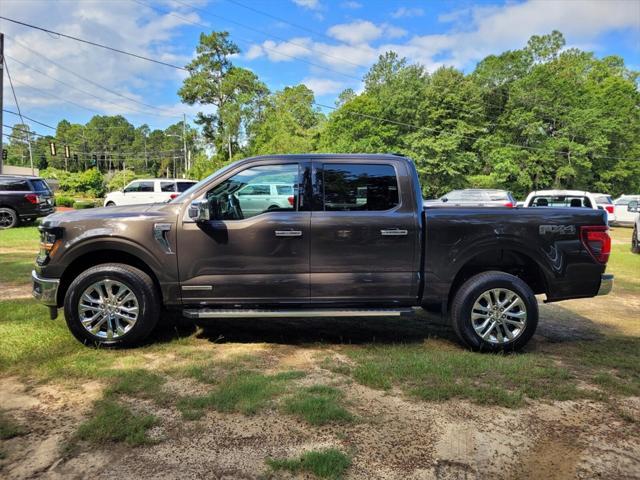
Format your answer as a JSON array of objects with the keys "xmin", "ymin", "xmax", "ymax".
[
  {"xmin": 628, "ymin": 201, "xmax": 639, "ymax": 213},
  {"xmin": 442, "ymin": 197, "xmax": 448, "ymax": 203},
  {"xmin": 188, "ymin": 199, "xmax": 211, "ymax": 222}
]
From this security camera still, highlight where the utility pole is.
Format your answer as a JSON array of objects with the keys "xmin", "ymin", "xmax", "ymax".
[
  {"xmin": 182, "ymin": 113, "xmax": 188, "ymax": 176},
  {"xmin": 0, "ymin": 32, "xmax": 4, "ymax": 174}
]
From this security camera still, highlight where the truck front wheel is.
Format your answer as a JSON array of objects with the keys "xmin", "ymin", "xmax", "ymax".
[
  {"xmin": 451, "ymin": 271, "xmax": 538, "ymax": 352},
  {"xmin": 64, "ymin": 263, "xmax": 160, "ymax": 347}
]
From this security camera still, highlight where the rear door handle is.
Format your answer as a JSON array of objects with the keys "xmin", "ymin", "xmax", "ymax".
[
  {"xmin": 275, "ymin": 230, "xmax": 302, "ymax": 237},
  {"xmin": 380, "ymin": 229, "xmax": 408, "ymax": 236}
]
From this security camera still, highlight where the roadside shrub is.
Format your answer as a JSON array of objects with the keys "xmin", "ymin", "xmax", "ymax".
[
  {"xmin": 73, "ymin": 200, "xmax": 96, "ymax": 209},
  {"xmin": 107, "ymin": 170, "xmax": 138, "ymax": 192},
  {"xmin": 41, "ymin": 167, "xmax": 105, "ymax": 197},
  {"xmin": 55, "ymin": 196, "xmax": 75, "ymax": 207}
]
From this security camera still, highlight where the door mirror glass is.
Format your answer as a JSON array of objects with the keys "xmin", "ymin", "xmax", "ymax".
[
  {"xmin": 628, "ymin": 201, "xmax": 639, "ymax": 213},
  {"xmin": 188, "ymin": 199, "xmax": 211, "ymax": 222}
]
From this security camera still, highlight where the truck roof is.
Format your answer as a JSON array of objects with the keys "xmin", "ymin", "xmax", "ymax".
[{"xmin": 245, "ymin": 153, "xmax": 412, "ymax": 163}]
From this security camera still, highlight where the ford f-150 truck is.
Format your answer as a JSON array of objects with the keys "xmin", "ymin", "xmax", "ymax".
[{"xmin": 32, "ymin": 154, "xmax": 613, "ymax": 351}]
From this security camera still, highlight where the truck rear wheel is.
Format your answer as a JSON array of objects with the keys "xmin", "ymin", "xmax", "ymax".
[
  {"xmin": 451, "ymin": 271, "xmax": 538, "ymax": 352},
  {"xmin": 64, "ymin": 263, "xmax": 160, "ymax": 347}
]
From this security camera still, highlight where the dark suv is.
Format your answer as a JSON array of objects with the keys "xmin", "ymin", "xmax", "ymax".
[{"xmin": 0, "ymin": 175, "xmax": 55, "ymax": 229}]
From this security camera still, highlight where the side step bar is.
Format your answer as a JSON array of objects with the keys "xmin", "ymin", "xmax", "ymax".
[{"xmin": 183, "ymin": 307, "xmax": 416, "ymax": 319}]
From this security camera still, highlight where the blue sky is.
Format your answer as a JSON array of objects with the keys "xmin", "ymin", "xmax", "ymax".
[{"xmin": 1, "ymin": 0, "xmax": 639, "ymax": 137}]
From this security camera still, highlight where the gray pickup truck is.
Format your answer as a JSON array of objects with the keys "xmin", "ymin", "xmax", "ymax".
[{"xmin": 32, "ymin": 154, "xmax": 613, "ymax": 351}]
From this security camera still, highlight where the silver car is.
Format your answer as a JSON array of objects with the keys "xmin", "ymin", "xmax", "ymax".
[{"xmin": 425, "ymin": 189, "xmax": 516, "ymax": 207}]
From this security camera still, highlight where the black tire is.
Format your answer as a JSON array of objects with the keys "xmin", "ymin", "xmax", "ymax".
[
  {"xmin": 451, "ymin": 271, "xmax": 538, "ymax": 352},
  {"xmin": 64, "ymin": 263, "xmax": 160, "ymax": 347},
  {"xmin": 632, "ymin": 225, "xmax": 640, "ymax": 254},
  {"xmin": 267, "ymin": 204, "xmax": 280, "ymax": 211},
  {"xmin": 0, "ymin": 207, "xmax": 19, "ymax": 229},
  {"xmin": 105, "ymin": 201, "xmax": 116, "ymax": 207}
]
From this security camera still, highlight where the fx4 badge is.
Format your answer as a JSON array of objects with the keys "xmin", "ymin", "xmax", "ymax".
[{"xmin": 539, "ymin": 225, "xmax": 576, "ymax": 235}]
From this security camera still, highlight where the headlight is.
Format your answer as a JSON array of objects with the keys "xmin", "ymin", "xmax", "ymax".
[{"xmin": 37, "ymin": 227, "xmax": 62, "ymax": 265}]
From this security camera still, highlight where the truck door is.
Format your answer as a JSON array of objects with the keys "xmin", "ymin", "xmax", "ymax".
[
  {"xmin": 177, "ymin": 160, "xmax": 311, "ymax": 304},
  {"xmin": 309, "ymin": 159, "xmax": 420, "ymax": 305}
]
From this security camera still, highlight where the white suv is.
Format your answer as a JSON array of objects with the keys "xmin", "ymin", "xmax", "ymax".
[
  {"xmin": 236, "ymin": 183, "xmax": 294, "ymax": 217},
  {"xmin": 628, "ymin": 200, "xmax": 640, "ymax": 253},
  {"xmin": 612, "ymin": 195, "xmax": 640, "ymax": 226},
  {"xmin": 104, "ymin": 179, "xmax": 197, "ymax": 207}
]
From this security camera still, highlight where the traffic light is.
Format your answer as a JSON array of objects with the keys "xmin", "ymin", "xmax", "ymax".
[
  {"xmin": 50, "ymin": 142, "xmax": 57, "ymax": 156},
  {"xmin": 91, "ymin": 154, "xmax": 97, "ymax": 165},
  {"xmin": 73, "ymin": 154, "xmax": 78, "ymax": 162},
  {"xmin": 2, "ymin": 149, "xmax": 7, "ymax": 161},
  {"xmin": 64, "ymin": 145, "xmax": 71, "ymax": 159}
]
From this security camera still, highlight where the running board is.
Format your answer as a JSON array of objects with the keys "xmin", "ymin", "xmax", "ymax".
[{"xmin": 183, "ymin": 307, "xmax": 416, "ymax": 319}]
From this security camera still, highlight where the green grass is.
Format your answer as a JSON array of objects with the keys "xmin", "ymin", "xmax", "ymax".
[
  {"xmin": 344, "ymin": 341, "xmax": 587, "ymax": 408},
  {"xmin": 0, "ymin": 226, "xmax": 39, "ymax": 250},
  {"xmin": 74, "ymin": 399, "xmax": 158, "ymax": 446},
  {"xmin": 0, "ymin": 252, "xmax": 34, "ymax": 286},
  {"xmin": 105, "ymin": 369, "xmax": 168, "ymax": 404},
  {"xmin": 284, "ymin": 385, "xmax": 354, "ymax": 425},
  {"xmin": 608, "ymin": 228, "xmax": 640, "ymax": 292},
  {"xmin": 0, "ymin": 410, "xmax": 25, "ymax": 439},
  {"xmin": 266, "ymin": 448, "xmax": 351, "ymax": 479},
  {"xmin": 177, "ymin": 370, "xmax": 305, "ymax": 420}
]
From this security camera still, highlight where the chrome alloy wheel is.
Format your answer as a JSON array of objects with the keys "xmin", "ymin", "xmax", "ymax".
[
  {"xmin": 0, "ymin": 210, "xmax": 16, "ymax": 228},
  {"xmin": 471, "ymin": 288, "xmax": 527, "ymax": 344},
  {"xmin": 78, "ymin": 279, "xmax": 139, "ymax": 339}
]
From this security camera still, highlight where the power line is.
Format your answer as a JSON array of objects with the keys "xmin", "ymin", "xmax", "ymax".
[
  {"xmin": 3, "ymin": 109, "xmax": 56, "ymax": 130},
  {"xmin": 4, "ymin": 57, "xmax": 35, "ymax": 171},
  {"xmin": 9, "ymin": 36, "xmax": 183, "ymax": 118},
  {"xmin": 0, "ymin": 15, "xmax": 187, "ymax": 71},
  {"xmin": 132, "ymin": 0, "xmax": 362, "ymax": 82}
]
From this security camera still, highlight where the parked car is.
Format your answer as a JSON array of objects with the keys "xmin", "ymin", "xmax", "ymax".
[
  {"xmin": 523, "ymin": 190, "xmax": 610, "ymax": 223},
  {"xmin": 236, "ymin": 183, "xmax": 295, "ymax": 216},
  {"xmin": 592, "ymin": 193, "xmax": 616, "ymax": 224},
  {"xmin": 0, "ymin": 175, "xmax": 55, "ymax": 229},
  {"xmin": 33, "ymin": 154, "xmax": 612, "ymax": 352},
  {"xmin": 612, "ymin": 195, "xmax": 640, "ymax": 226},
  {"xmin": 104, "ymin": 178, "xmax": 197, "ymax": 206},
  {"xmin": 424, "ymin": 189, "xmax": 516, "ymax": 207},
  {"xmin": 628, "ymin": 200, "xmax": 639, "ymax": 253}
]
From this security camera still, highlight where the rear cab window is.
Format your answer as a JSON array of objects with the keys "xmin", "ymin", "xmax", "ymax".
[
  {"xmin": 177, "ymin": 182, "xmax": 196, "ymax": 192},
  {"xmin": 321, "ymin": 163, "xmax": 399, "ymax": 211},
  {"xmin": 161, "ymin": 182, "xmax": 176, "ymax": 192},
  {"xmin": 530, "ymin": 196, "xmax": 592, "ymax": 208}
]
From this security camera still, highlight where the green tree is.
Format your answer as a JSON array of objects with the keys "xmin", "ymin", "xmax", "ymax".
[{"xmin": 179, "ymin": 32, "xmax": 268, "ymax": 162}]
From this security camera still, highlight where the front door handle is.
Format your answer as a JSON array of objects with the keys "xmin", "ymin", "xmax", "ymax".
[
  {"xmin": 275, "ymin": 230, "xmax": 302, "ymax": 237},
  {"xmin": 380, "ymin": 229, "xmax": 408, "ymax": 236}
]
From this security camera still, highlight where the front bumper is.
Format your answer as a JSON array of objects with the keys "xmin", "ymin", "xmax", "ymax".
[
  {"xmin": 597, "ymin": 274, "xmax": 614, "ymax": 296},
  {"xmin": 32, "ymin": 270, "xmax": 59, "ymax": 306}
]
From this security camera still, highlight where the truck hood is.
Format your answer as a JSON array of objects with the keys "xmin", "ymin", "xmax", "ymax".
[{"xmin": 41, "ymin": 203, "xmax": 176, "ymax": 228}]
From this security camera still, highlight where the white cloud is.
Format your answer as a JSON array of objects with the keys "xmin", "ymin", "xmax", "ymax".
[
  {"xmin": 292, "ymin": 0, "xmax": 320, "ymax": 10},
  {"xmin": 0, "ymin": 0, "xmax": 199, "ymax": 127},
  {"xmin": 328, "ymin": 20, "xmax": 383, "ymax": 44},
  {"xmin": 341, "ymin": 1, "xmax": 362, "ymax": 9},
  {"xmin": 301, "ymin": 77, "xmax": 345, "ymax": 96},
  {"xmin": 391, "ymin": 7, "xmax": 425, "ymax": 19}
]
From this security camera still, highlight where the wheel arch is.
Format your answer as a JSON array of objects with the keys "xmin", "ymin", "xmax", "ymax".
[{"xmin": 57, "ymin": 247, "xmax": 162, "ymax": 307}]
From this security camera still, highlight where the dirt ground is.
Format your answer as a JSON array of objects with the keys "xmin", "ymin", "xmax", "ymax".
[{"xmin": 2, "ymin": 291, "xmax": 639, "ymax": 480}]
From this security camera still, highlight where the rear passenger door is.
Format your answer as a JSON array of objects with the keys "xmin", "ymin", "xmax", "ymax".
[{"xmin": 309, "ymin": 160, "xmax": 420, "ymax": 305}]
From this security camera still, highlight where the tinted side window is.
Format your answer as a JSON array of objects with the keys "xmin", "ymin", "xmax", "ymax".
[
  {"xmin": 322, "ymin": 163, "xmax": 399, "ymax": 211},
  {"xmin": 177, "ymin": 182, "xmax": 195, "ymax": 192},
  {"xmin": 138, "ymin": 181, "xmax": 154, "ymax": 192},
  {"xmin": 161, "ymin": 182, "xmax": 176, "ymax": 192},
  {"xmin": 0, "ymin": 179, "xmax": 30, "ymax": 191},
  {"xmin": 206, "ymin": 164, "xmax": 299, "ymax": 220},
  {"xmin": 124, "ymin": 182, "xmax": 139, "ymax": 193}
]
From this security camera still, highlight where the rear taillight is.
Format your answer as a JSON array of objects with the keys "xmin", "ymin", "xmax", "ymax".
[
  {"xmin": 25, "ymin": 193, "xmax": 40, "ymax": 204},
  {"xmin": 170, "ymin": 193, "xmax": 179, "ymax": 200},
  {"xmin": 504, "ymin": 202, "xmax": 515, "ymax": 208},
  {"xmin": 605, "ymin": 205, "xmax": 614, "ymax": 214},
  {"xmin": 287, "ymin": 196, "xmax": 294, "ymax": 206},
  {"xmin": 580, "ymin": 226, "xmax": 611, "ymax": 264}
]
